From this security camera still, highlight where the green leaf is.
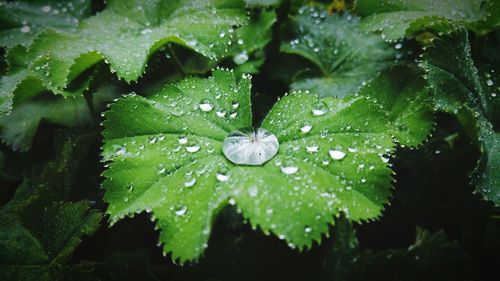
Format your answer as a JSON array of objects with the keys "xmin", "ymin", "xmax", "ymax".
[
  {"xmin": 357, "ymin": 0, "xmax": 490, "ymax": 41},
  {"xmin": 0, "ymin": 95, "xmax": 90, "ymax": 152},
  {"xmin": 0, "ymin": 0, "xmax": 92, "ymax": 48},
  {"xmin": 358, "ymin": 65, "xmax": 434, "ymax": 147},
  {"xmin": 320, "ymin": 222, "xmax": 468, "ymax": 281},
  {"xmin": 0, "ymin": 0, "xmax": 250, "ymax": 116},
  {"xmin": 422, "ymin": 29, "xmax": 499, "ymax": 205},
  {"xmin": 280, "ymin": 6, "xmax": 395, "ymax": 98},
  {"xmin": 0, "ymin": 137, "xmax": 102, "ymax": 281},
  {"xmin": 0, "ymin": 199, "xmax": 102, "ymax": 281},
  {"xmin": 229, "ymin": 11, "xmax": 277, "ymax": 72},
  {"xmin": 102, "ymin": 69, "xmax": 396, "ymax": 262},
  {"xmin": 244, "ymin": 0, "xmax": 282, "ymax": 7},
  {"xmin": 471, "ymin": 131, "xmax": 500, "ymax": 204},
  {"xmin": 0, "ymin": 81, "xmax": 120, "ymax": 151}
]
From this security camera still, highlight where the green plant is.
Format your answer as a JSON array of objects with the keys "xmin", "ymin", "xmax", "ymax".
[{"xmin": 1, "ymin": 0, "xmax": 499, "ymax": 280}]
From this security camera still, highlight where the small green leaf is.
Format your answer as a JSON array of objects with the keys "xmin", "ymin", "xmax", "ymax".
[
  {"xmin": 423, "ymin": 29, "xmax": 499, "ymax": 205},
  {"xmin": 0, "ymin": 0, "xmax": 92, "ymax": 48},
  {"xmin": 280, "ymin": 6, "xmax": 395, "ymax": 98},
  {"xmin": 357, "ymin": 0, "xmax": 490, "ymax": 41},
  {"xmin": 102, "ymin": 69, "xmax": 396, "ymax": 262},
  {"xmin": 358, "ymin": 65, "xmax": 434, "ymax": 147}
]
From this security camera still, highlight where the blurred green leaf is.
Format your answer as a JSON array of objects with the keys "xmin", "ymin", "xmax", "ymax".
[
  {"xmin": 357, "ymin": 0, "xmax": 491, "ymax": 41},
  {"xmin": 281, "ymin": 6, "xmax": 395, "ymax": 98},
  {"xmin": 0, "ymin": 0, "xmax": 92, "ymax": 48}
]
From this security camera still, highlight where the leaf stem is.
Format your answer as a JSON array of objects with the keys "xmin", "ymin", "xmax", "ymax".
[{"xmin": 168, "ymin": 44, "xmax": 186, "ymax": 77}]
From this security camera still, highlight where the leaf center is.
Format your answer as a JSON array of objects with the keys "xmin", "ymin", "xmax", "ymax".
[{"xmin": 222, "ymin": 127, "xmax": 279, "ymax": 166}]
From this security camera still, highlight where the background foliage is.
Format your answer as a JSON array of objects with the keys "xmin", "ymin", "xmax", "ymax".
[{"xmin": 0, "ymin": 0, "xmax": 499, "ymax": 280}]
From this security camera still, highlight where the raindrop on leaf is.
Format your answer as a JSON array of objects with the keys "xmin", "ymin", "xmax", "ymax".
[
  {"xmin": 222, "ymin": 128, "xmax": 279, "ymax": 166},
  {"xmin": 199, "ymin": 99, "xmax": 214, "ymax": 112},
  {"xmin": 329, "ymin": 149, "xmax": 346, "ymax": 160}
]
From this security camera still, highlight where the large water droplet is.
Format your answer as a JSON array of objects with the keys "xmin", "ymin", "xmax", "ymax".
[{"xmin": 222, "ymin": 128, "xmax": 279, "ymax": 166}]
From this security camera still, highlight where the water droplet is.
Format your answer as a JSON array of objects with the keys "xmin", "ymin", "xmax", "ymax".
[
  {"xmin": 114, "ymin": 145, "xmax": 126, "ymax": 156},
  {"xmin": 329, "ymin": 149, "xmax": 346, "ymax": 160},
  {"xmin": 304, "ymin": 227, "xmax": 312, "ymax": 233},
  {"xmin": 300, "ymin": 122, "xmax": 313, "ymax": 133},
  {"xmin": 321, "ymin": 157, "xmax": 330, "ymax": 165},
  {"xmin": 486, "ymin": 79, "xmax": 494, "ymax": 86},
  {"xmin": 232, "ymin": 101, "xmax": 240, "ymax": 109},
  {"xmin": 158, "ymin": 164, "xmax": 166, "ymax": 175},
  {"xmin": 222, "ymin": 128, "xmax": 279, "ymax": 166},
  {"xmin": 184, "ymin": 177, "xmax": 196, "ymax": 187},
  {"xmin": 186, "ymin": 145, "xmax": 200, "ymax": 153},
  {"xmin": 348, "ymin": 147, "xmax": 358, "ymax": 153},
  {"xmin": 178, "ymin": 136, "xmax": 188, "ymax": 144},
  {"xmin": 140, "ymin": 28, "xmax": 152, "ymax": 35},
  {"xmin": 216, "ymin": 168, "xmax": 231, "ymax": 182},
  {"xmin": 233, "ymin": 51, "xmax": 249, "ymax": 65},
  {"xmin": 280, "ymin": 160, "xmax": 299, "ymax": 175},
  {"xmin": 20, "ymin": 25, "xmax": 30, "ymax": 33},
  {"xmin": 174, "ymin": 205, "xmax": 187, "ymax": 216},
  {"xmin": 311, "ymin": 101, "xmax": 327, "ymax": 116},
  {"xmin": 41, "ymin": 5, "xmax": 51, "ymax": 13},
  {"xmin": 380, "ymin": 155, "xmax": 390, "ymax": 163},
  {"xmin": 216, "ymin": 110, "xmax": 226, "ymax": 118},
  {"xmin": 229, "ymin": 111, "xmax": 238, "ymax": 119},
  {"xmin": 306, "ymin": 145, "xmax": 319, "ymax": 153},
  {"xmin": 199, "ymin": 99, "xmax": 213, "ymax": 112},
  {"xmin": 248, "ymin": 186, "xmax": 258, "ymax": 197}
]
